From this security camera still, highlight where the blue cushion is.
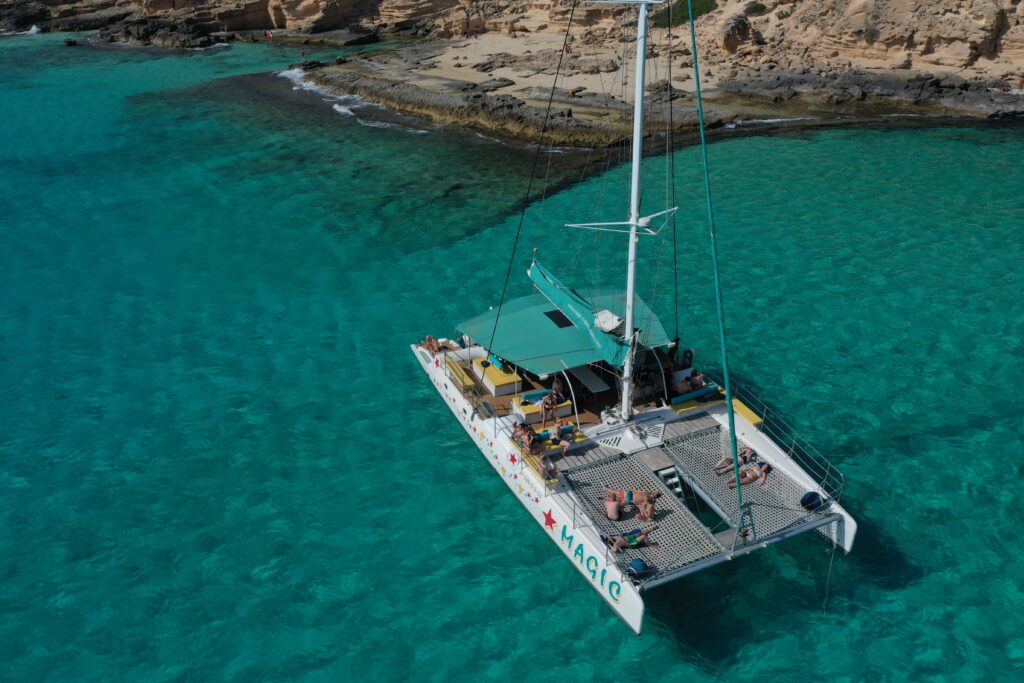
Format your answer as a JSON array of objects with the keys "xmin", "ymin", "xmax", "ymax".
[
  {"xmin": 488, "ymin": 354, "xmax": 505, "ymax": 372},
  {"xmin": 520, "ymin": 389, "xmax": 551, "ymax": 403},
  {"xmin": 670, "ymin": 383, "xmax": 719, "ymax": 405}
]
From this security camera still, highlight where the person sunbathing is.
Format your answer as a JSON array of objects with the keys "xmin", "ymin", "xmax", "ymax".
[
  {"xmin": 727, "ymin": 460, "xmax": 773, "ymax": 489},
  {"xmin": 419, "ymin": 335, "xmax": 443, "ymax": 354},
  {"xmin": 600, "ymin": 484, "xmax": 660, "ymax": 506},
  {"xmin": 602, "ymin": 496, "xmax": 622, "ymax": 521},
  {"xmin": 713, "ymin": 446, "xmax": 755, "ymax": 475},
  {"xmin": 605, "ymin": 526, "xmax": 660, "ymax": 553},
  {"xmin": 636, "ymin": 500, "xmax": 656, "ymax": 522}
]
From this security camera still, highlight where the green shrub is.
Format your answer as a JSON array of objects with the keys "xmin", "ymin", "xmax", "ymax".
[
  {"xmin": 743, "ymin": 2, "xmax": 767, "ymax": 16},
  {"xmin": 651, "ymin": 0, "xmax": 717, "ymax": 29}
]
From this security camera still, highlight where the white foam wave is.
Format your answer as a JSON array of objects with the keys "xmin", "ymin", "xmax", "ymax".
[
  {"xmin": 332, "ymin": 103, "xmax": 355, "ymax": 117},
  {"xmin": 724, "ymin": 116, "xmax": 814, "ymax": 129},
  {"xmin": 357, "ymin": 118, "xmax": 429, "ymax": 134},
  {"xmin": 186, "ymin": 41, "xmax": 230, "ymax": 51},
  {"xmin": 1, "ymin": 25, "xmax": 41, "ymax": 36},
  {"xmin": 277, "ymin": 67, "xmax": 318, "ymax": 92}
]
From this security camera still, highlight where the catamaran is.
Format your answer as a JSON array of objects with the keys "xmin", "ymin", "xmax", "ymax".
[{"xmin": 410, "ymin": 0, "xmax": 856, "ymax": 634}]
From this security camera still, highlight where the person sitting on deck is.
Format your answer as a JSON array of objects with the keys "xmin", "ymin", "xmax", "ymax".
[
  {"xmin": 686, "ymin": 370, "xmax": 706, "ymax": 392},
  {"xmin": 600, "ymin": 484, "xmax": 661, "ymax": 507},
  {"xmin": 513, "ymin": 422, "xmax": 537, "ymax": 452},
  {"xmin": 419, "ymin": 335, "xmax": 443, "ymax": 354},
  {"xmin": 540, "ymin": 390, "xmax": 564, "ymax": 429},
  {"xmin": 713, "ymin": 446, "xmax": 756, "ymax": 476},
  {"xmin": 727, "ymin": 460, "xmax": 773, "ymax": 489},
  {"xmin": 540, "ymin": 455, "xmax": 559, "ymax": 480},
  {"xmin": 605, "ymin": 526, "xmax": 660, "ymax": 554}
]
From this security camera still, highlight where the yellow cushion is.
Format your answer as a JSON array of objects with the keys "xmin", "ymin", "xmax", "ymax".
[
  {"xmin": 472, "ymin": 357, "xmax": 522, "ymax": 388},
  {"xmin": 518, "ymin": 398, "xmax": 572, "ymax": 416}
]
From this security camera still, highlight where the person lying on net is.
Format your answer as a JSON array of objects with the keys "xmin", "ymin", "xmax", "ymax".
[
  {"xmin": 605, "ymin": 526, "xmax": 660, "ymax": 554},
  {"xmin": 727, "ymin": 460, "xmax": 773, "ymax": 489},
  {"xmin": 713, "ymin": 446, "xmax": 755, "ymax": 476},
  {"xmin": 600, "ymin": 485, "xmax": 660, "ymax": 507},
  {"xmin": 635, "ymin": 499, "xmax": 656, "ymax": 522}
]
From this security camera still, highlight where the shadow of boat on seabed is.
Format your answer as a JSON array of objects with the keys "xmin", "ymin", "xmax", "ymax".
[{"xmin": 639, "ymin": 512, "xmax": 922, "ymax": 666}]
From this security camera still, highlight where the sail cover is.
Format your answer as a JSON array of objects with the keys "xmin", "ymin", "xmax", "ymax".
[{"xmin": 456, "ymin": 261, "xmax": 671, "ymax": 376}]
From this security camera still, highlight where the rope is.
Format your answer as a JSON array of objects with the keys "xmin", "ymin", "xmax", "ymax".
[
  {"xmin": 686, "ymin": 0, "xmax": 743, "ymax": 516},
  {"xmin": 667, "ymin": 2, "xmax": 680, "ymax": 344},
  {"xmin": 822, "ymin": 526, "xmax": 839, "ymax": 613},
  {"xmin": 483, "ymin": 0, "xmax": 581, "ymax": 355}
]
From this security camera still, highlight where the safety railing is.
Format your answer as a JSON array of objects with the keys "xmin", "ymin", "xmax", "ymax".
[{"xmin": 703, "ymin": 371, "xmax": 845, "ymax": 503}]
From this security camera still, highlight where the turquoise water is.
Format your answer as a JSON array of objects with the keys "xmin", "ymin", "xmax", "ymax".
[{"xmin": 2, "ymin": 32, "xmax": 1023, "ymax": 681}]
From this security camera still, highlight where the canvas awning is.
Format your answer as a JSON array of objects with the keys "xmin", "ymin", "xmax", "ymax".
[{"xmin": 456, "ymin": 261, "xmax": 671, "ymax": 376}]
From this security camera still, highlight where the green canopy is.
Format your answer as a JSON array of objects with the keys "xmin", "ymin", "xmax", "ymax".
[{"xmin": 456, "ymin": 261, "xmax": 672, "ymax": 376}]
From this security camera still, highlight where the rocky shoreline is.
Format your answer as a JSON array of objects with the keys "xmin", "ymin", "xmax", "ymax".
[
  {"xmin": 4, "ymin": 0, "xmax": 1024, "ymax": 146},
  {"xmin": 295, "ymin": 42, "xmax": 1024, "ymax": 149}
]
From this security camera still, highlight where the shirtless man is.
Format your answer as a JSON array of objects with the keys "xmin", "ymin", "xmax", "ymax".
[{"xmin": 606, "ymin": 526, "xmax": 660, "ymax": 553}]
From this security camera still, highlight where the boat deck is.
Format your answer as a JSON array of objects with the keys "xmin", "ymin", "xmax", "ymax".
[
  {"xmin": 560, "ymin": 413, "xmax": 840, "ymax": 585},
  {"xmin": 558, "ymin": 450, "xmax": 725, "ymax": 576},
  {"xmin": 444, "ymin": 353, "xmax": 662, "ymax": 430}
]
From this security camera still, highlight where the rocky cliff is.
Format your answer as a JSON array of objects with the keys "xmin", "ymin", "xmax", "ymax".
[
  {"xmin": 3, "ymin": 0, "xmax": 1023, "ymax": 111},
  {"xmin": 5, "ymin": 0, "xmax": 1024, "ymax": 74}
]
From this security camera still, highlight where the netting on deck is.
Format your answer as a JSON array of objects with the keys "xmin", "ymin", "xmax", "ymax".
[
  {"xmin": 563, "ymin": 454, "xmax": 723, "ymax": 577},
  {"xmin": 661, "ymin": 421, "xmax": 835, "ymax": 543}
]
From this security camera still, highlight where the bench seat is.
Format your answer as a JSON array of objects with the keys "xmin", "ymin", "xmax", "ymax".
[
  {"xmin": 514, "ymin": 396, "xmax": 573, "ymax": 425},
  {"xmin": 445, "ymin": 357, "xmax": 475, "ymax": 391}
]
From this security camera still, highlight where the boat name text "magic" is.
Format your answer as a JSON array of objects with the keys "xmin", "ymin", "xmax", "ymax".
[{"xmin": 561, "ymin": 525, "xmax": 621, "ymax": 603}]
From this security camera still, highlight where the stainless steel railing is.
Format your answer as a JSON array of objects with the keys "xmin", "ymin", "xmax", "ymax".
[{"xmin": 703, "ymin": 371, "xmax": 845, "ymax": 502}]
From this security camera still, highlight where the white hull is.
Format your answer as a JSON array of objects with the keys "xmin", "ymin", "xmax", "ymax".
[{"xmin": 412, "ymin": 344, "xmax": 646, "ymax": 633}]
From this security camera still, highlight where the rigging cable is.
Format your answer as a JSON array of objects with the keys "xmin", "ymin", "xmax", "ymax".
[
  {"xmin": 685, "ymin": 0, "xmax": 744, "ymax": 514},
  {"xmin": 484, "ymin": 0, "xmax": 581, "ymax": 355},
  {"xmin": 667, "ymin": 1, "xmax": 680, "ymax": 346}
]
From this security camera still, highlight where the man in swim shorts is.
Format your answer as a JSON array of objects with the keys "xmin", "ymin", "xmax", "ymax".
[{"xmin": 606, "ymin": 525, "xmax": 660, "ymax": 553}]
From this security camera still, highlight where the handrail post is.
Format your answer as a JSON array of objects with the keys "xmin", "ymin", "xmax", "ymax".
[{"xmin": 560, "ymin": 369, "xmax": 581, "ymax": 431}]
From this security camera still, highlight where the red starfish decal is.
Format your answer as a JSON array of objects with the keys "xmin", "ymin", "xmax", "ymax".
[
  {"xmin": 509, "ymin": 453, "xmax": 517, "ymax": 465},
  {"xmin": 542, "ymin": 509, "xmax": 557, "ymax": 531}
]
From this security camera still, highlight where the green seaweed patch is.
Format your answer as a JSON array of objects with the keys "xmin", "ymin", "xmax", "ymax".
[{"xmin": 651, "ymin": 0, "xmax": 717, "ymax": 29}]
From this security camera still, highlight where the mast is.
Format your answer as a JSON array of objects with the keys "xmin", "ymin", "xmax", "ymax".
[{"xmin": 620, "ymin": 0, "xmax": 650, "ymax": 420}]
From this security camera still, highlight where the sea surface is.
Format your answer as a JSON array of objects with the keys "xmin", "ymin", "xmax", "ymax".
[{"xmin": 2, "ymin": 32, "xmax": 1023, "ymax": 681}]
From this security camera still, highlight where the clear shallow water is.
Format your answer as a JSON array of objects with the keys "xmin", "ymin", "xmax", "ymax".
[{"xmin": 2, "ymin": 32, "xmax": 1023, "ymax": 681}]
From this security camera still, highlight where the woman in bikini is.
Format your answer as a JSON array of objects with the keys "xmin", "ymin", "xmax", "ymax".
[
  {"xmin": 540, "ymin": 390, "xmax": 563, "ymax": 428},
  {"xmin": 600, "ymin": 484, "xmax": 660, "ymax": 506},
  {"xmin": 713, "ymin": 446, "xmax": 755, "ymax": 475},
  {"xmin": 727, "ymin": 460, "xmax": 773, "ymax": 489}
]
